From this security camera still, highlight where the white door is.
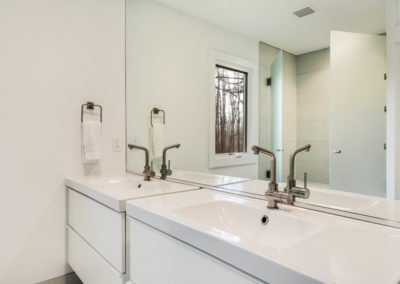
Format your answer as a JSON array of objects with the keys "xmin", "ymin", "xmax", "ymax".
[
  {"xmin": 330, "ymin": 31, "xmax": 386, "ymax": 196},
  {"xmin": 386, "ymin": 0, "xmax": 400, "ymax": 200},
  {"xmin": 270, "ymin": 51, "xmax": 283, "ymax": 182}
]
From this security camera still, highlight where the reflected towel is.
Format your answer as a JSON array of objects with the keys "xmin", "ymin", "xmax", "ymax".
[
  {"xmin": 152, "ymin": 122, "xmax": 165, "ymax": 159},
  {"xmin": 82, "ymin": 120, "xmax": 102, "ymax": 162}
]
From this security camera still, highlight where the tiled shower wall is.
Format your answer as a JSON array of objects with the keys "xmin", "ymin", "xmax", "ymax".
[
  {"xmin": 296, "ymin": 49, "xmax": 330, "ymax": 185},
  {"xmin": 258, "ymin": 44, "xmax": 330, "ymax": 185}
]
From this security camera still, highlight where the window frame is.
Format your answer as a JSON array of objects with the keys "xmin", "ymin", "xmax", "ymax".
[{"xmin": 208, "ymin": 50, "xmax": 258, "ymax": 168}]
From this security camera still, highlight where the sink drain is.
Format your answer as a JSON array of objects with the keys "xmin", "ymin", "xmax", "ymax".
[{"xmin": 261, "ymin": 215, "xmax": 269, "ymax": 225}]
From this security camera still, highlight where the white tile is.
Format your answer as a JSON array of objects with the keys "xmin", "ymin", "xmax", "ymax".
[
  {"xmin": 296, "ymin": 160, "xmax": 329, "ymax": 185},
  {"xmin": 297, "ymin": 90, "xmax": 329, "ymax": 104},
  {"xmin": 296, "ymin": 141, "xmax": 329, "ymax": 163},
  {"xmin": 297, "ymin": 121, "xmax": 329, "ymax": 142},
  {"xmin": 297, "ymin": 100, "xmax": 329, "ymax": 122},
  {"xmin": 297, "ymin": 69, "xmax": 330, "ymax": 93},
  {"xmin": 259, "ymin": 42, "xmax": 280, "ymax": 66},
  {"xmin": 283, "ymin": 51, "xmax": 297, "ymax": 75},
  {"xmin": 297, "ymin": 48, "xmax": 330, "ymax": 75}
]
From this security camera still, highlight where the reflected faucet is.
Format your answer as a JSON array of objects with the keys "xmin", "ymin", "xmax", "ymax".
[
  {"xmin": 160, "ymin": 144, "xmax": 180, "ymax": 179},
  {"xmin": 128, "ymin": 144, "xmax": 155, "ymax": 181},
  {"xmin": 285, "ymin": 144, "xmax": 312, "ymax": 202},
  {"xmin": 252, "ymin": 144, "xmax": 312, "ymax": 209}
]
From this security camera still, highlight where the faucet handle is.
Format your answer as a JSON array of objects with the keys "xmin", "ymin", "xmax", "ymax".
[
  {"xmin": 167, "ymin": 160, "xmax": 172, "ymax": 176},
  {"xmin": 304, "ymin": 172, "xmax": 307, "ymax": 188}
]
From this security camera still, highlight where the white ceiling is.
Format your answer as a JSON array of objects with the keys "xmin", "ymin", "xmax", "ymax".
[{"xmin": 153, "ymin": 0, "xmax": 386, "ymax": 55}]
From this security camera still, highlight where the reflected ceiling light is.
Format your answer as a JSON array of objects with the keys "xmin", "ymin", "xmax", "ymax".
[{"xmin": 293, "ymin": 7, "xmax": 316, "ymax": 18}]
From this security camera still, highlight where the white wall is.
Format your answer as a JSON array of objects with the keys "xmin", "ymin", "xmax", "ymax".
[
  {"xmin": 126, "ymin": 0, "xmax": 259, "ymax": 179},
  {"xmin": 296, "ymin": 49, "xmax": 330, "ymax": 185},
  {"xmin": 0, "ymin": 0, "xmax": 125, "ymax": 283}
]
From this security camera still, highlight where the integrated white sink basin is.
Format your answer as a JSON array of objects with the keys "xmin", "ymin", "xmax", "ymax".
[
  {"xmin": 174, "ymin": 199, "xmax": 324, "ymax": 249},
  {"xmin": 126, "ymin": 189, "xmax": 400, "ymax": 284},
  {"xmin": 65, "ymin": 173, "xmax": 199, "ymax": 211}
]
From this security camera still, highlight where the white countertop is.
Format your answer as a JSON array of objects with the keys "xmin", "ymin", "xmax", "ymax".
[
  {"xmin": 126, "ymin": 189, "xmax": 400, "ymax": 284},
  {"xmin": 222, "ymin": 179, "xmax": 400, "ymax": 223},
  {"xmin": 168, "ymin": 169, "xmax": 250, "ymax": 186},
  {"xmin": 65, "ymin": 173, "xmax": 199, "ymax": 212}
]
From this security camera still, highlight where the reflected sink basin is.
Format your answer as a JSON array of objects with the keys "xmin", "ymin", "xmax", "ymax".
[
  {"xmin": 168, "ymin": 169, "xmax": 250, "ymax": 186},
  {"xmin": 174, "ymin": 199, "xmax": 325, "ymax": 248},
  {"xmin": 223, "ymin": 180, "xmax": 377, "ymax": 212},
  {"xmin": 304, "ymin": 189, "xmax": 377, "ymax": 211}
]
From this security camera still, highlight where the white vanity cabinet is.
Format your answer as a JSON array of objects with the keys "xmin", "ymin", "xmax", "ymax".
[
  {"xmin": 128, "ymin": 217, "xmax": 263, "ymax": 284},
  {"xmin": 65, "ymin": 173, "xmax": 199, "ymax": 284},
  {"xmin": 67, "ymin": 188, "xmax": 126, "ymax": 284},
  {"xmin": 67, "ymin": 226, "xmax": 126, "ymax": 284}
]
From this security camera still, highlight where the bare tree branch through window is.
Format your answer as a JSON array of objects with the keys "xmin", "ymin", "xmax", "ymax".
[{"xmin": 215, "ymin": 65, "xmax": 247, "ymax": 154}]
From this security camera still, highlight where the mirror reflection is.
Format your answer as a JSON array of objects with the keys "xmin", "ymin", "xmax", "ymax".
[{"xmin": 126, "ymin": 0, "xmax": 398, "ymax": 223}]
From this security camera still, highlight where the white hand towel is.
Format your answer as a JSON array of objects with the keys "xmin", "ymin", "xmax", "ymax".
[
  {"xmin": 151, "ymin": 122, "xmax": 165, "ymax": 159},
  {"xmin": 82, "ymin": 120, "xmax": 102, "ymax": 162}
]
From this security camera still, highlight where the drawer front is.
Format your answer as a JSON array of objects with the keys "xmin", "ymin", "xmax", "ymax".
[
  {"xmin": 67, "ymin": 227, "xmax": 125, "ymax": 284},
  {"xmin": 67, "ymin": 188, "xmax": 125, "ymax": 272},
  {"xmin": 128, "ymin": 217, "xmax": 263, "ymax": 284}
]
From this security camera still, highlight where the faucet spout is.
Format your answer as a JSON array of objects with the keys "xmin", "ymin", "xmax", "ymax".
[
  {"xmin": 289, "ymin": 144, "xmax": 311, "ymax": 181},
  {"xmin": 162, "ymin": 143, "xmax": 180, "ymax": 166},
  {"xmin": 288, "ymin": 144, "xmax": 311, "ymax": 188},
  {"xmin": 128, "ymin": 144, "xmax": 149, "ymax": 167},
  {"xmin": 128, "ymin": 144, "xmax": 155, "ymax": 181},
  {"xmin": 160, "ymin": 143, "xmax": 181, "ymax": 179},
  {"xmin": 251, "ymin": 146, "xmax": 276, "ymax": 186}
]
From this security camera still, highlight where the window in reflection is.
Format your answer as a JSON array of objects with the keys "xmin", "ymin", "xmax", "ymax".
[{"xmin": 215, "ymin": 65, "xmax": 247, "ymax": 154}]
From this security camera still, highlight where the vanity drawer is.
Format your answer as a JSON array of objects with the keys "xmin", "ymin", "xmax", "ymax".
[
  {"xmin": 67, "ymin": 188, "xmax": 125, "ymax": 273},
  {"xmin": 128, "ymin": 217, "xmax": 263, "ymax": 284},
  {"xmin": 67, "ymin": 226, "xmax": 125, "ymax": 284}
]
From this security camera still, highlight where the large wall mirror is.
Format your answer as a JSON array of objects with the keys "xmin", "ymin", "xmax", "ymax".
[{"xmin": 126, "ymin": 0, "xmax": 399, "ymax": 224}]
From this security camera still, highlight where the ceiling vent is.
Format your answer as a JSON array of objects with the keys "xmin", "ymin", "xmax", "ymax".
[{"xmin": 293, "ymin": 7, "xmax": 315, "ymax": 18}]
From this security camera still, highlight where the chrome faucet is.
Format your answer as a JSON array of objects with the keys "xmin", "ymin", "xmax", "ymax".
[
  {"xmin": 252, "ymin": 145, "xmax": 281, "ymax": 208},
  {"xmin": 128, "ymin": 144, "xmax": 155, "ymax": 181},
  {"xmin": 160, "ymin": 143, "xmax": 180, "ymax": 179},
  {"xmin": 285, "ymin": 144, "xmax": 311, "ymax": 201},
  {"xmin": 252, "ymin": 144, "xmax": 312, "ymax": 209}
]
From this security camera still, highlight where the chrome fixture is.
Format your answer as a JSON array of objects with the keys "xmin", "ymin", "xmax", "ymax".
[
  {"xmin": 150, "ymin": 107, "xmax": 165, "ymax": 127},
  {"xmin": 128, "ymin": 144, "xmax": 155, "ymax": 181},
  {"xmin": 251, "ymin": 145, "xmax": 280, "ymax": 208},
  {"xmin": 81, "ymin": 101, "xmax": 102, "ymax": 122},
  {"xmin": 160, "ymin": 144, "xmax": 180, "ymax": 179},
  {"xmin": 252, "ymin": 145, "xmax": 311, "ymax": 209},
  {"xmin": 285, "ymin": 144, "xmax": 312, "ymax": 203}
]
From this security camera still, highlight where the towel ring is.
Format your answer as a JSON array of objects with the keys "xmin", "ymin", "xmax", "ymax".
[
  {"xmin": 81, "ymin": 102, "xmax": 103, "ymax": 122},
  {"xmin": 150, "ymin": 107, "xmax": 165, "ymax": 127}
]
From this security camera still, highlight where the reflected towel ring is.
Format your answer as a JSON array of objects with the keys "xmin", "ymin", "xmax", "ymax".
[
  {"xmin": 150, "ymin": 107, "xmax": 165, "ymax": 127},
  {"xmin": 81, "ymin": 102, "xmax": 103, "ymax": 122}
]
